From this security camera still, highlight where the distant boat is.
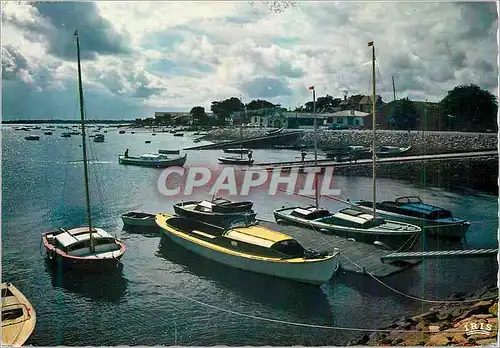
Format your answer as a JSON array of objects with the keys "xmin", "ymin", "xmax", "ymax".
[
  {"xmin": 218, "ymin": 156, "xmax": 254, "ymax": 165},
  {"xmin": 156, "ymin": 213, "xmax": 340, "ymax": 285},
  {"xmin": 119, "ymin": 130, "xmax": 126, "ymax": 134},
  {"xmin": 173, "ymin": 133, "xmax": 184, "ymax": 137},
  {"xmin": 121, "ymin": 212, "xmax": 157, "ymax": 227},
  {"xmin": 61, "ymin": 132, "xmax": 71, "ymax": 138},
  {"xmin": 274, "ymin": 144, "xmax": 307, "ymax": 150},
  {"xmin": 41, "ymin": 30, "xmax": 127, "ymax": 272},
  {"xmin": 93, "ymin": 134, "xmax": 105, "ymax": 142},
  {"xmin": 323, "ymin": 145, "xmax": 372, "ymax": 162},
  {"xmin": 158, "ymin": 149, "xmax": 180, "ymax": 154},
  {"xmin": 375, "ymin": 145, "xmax": 411, "ymax": 157},
  {"xmin": 118, "ymin": 153, "xmax": 187, "ymax": 168},
  {"xmin": 24, "ymin": 135, "xmax": 40, "ymax": 140},
  {"xmin": 44, "ymin": 131, "xmax": 53, "ymax": 135},
  {"xmin": 353, "ymin": 196, "xmax": 470, "ymax": 239},
  {"xmin": 173, "ymin": 198, "xmax": 256, "ymax": 227},
  {"xmin": 223, "ymin": 148, "xmax": 250, "ymax": 154},
  {"xmin": 266, "ymin": 128, "xmax": 283, "ymax": 136},
  {"xmin": 145, "ymin": 140, "xmax": 151, "ymax": 144},
  {"xmin": 152, "ymin": 133, "xmax": 156, "ymax": 136},
  {"xmin": 1, "ymin": 282, "xmax": 36, "ymax": 347}
]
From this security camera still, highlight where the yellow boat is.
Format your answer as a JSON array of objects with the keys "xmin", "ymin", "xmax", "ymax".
[
  {"xmin": 1, "ymin": 283, "xmax": 36, "ymax": 347},
  {"xmin": 156, "ymin": 213, "xmax": 340, "ymax": 285}
]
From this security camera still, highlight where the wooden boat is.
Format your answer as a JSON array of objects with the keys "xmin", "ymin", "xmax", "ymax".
[
  {"xmin": 173, "ymin": 133, "xmax": 184, "ymax": 137},
  {"xmin": 41, "ymin": 31, "xmax": 127, "ymax": 272},
  {"xmin": 218, "ymin": 156, "xmax": 254, "ymax": 165},
  {"xmin": 223, "ymin": 148, "xmax": 250, "ymax": 154},
  {"xmin": 156, "ymin": 213, "xmax": 340, "ymax": 285},
  {"xmin": 158, "ymin": 149, "xmax": 180, "ymax": 155},
  {"xmin": 118, "ymin": 153, "xmax": 187, "ymax": 168},
  {"xmin": 266, "ymin": 128, "xmax": 283, "ymax": 136},
  {"xmin": 353, "ymin": 196, "xmax": 469, "ymax": 238},
  {"xmin": 274, "ymin": 206, "xmax": 420, "ymax": 247},
  {"xmin": 121, "ymin": 211, "xmax": 157, "ymax": 227},
  {"xmin": 1, "ymin": 283, "xmax": 36, "ymax": 347},
  {"xmin": 173, "ymin": 198, "xmax": 256, "ymax": 227},
  {"xmin": 24, "ymin": 135, "xmax": 40, "ymax": 140},
  {"xmin": 375, "ymin": 145, "xmax": 411, "ymax": 157}
]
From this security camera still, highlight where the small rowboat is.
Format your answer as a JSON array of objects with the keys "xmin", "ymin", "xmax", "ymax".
[
  {"xmin": 121, "ymin": 212, "xmax": 157, "ymax": 227},
  {"xmin": 119, "ymin": 153, "xmax": 187, "ymax": 168},
  {"xmin": 218, "ymin": 157, "xmax": 254, "ymax": 165},
  {"xmin": 223, "ymin": 148, "xmax": 250, "ymax": 154},
  {"xmin": 1, "ymin": 283, "xmax": 36, "ymax": 347},
  {"xmin": 158, "ymin": 149, "xmax": 180, "ymax": 155}
]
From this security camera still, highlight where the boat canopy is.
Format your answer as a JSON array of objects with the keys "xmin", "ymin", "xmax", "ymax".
[
  {"xmin": 395, "ymin": 196, "xmax": 422, "ymax": 204},
  {"xmin": 55, "ymin": 228, "xmax": 112, "ymax": 247},
  {"xmin": 225, "ymin": 230, "xmax": 275, "ymax": 248}
]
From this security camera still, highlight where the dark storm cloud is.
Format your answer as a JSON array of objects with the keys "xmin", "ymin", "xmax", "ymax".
[
  {"xmin": 30, "ymin": 2, "xmax": 132, "ymax": 60},
  {"xmin": 242, "ymin": 77, "xmax": 293, "ymax": 98}
]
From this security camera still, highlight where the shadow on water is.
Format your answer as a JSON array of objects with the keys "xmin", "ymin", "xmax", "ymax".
[
  {"xmin": 155, "ymin": 235, "xmax": 334, "ymax": 323},
  {"xmin": 45, "ymin": 260, "xmax": 128, "ymax": 303},
  {"xmin": 122, "ymin": 224, "xmax": 161, "ymax": 237}
]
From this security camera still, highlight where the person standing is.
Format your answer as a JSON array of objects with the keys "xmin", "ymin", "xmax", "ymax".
[
  {"xmin": 248, "ymin": 150, "xmax": 253, "ymax": 162},
  {"xmin": 301, "ymin": 150, "xmax": 306, "ymax": 162},
  {"xmin": 124, "ymin": 148, "xmax": 129, "ymax": 158}
]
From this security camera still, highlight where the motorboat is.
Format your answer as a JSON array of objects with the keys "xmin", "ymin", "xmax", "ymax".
[
  {"xmin": 121, "ymin": 211, "xmax": 157, "ymax": 227},
  {"xmin": 218, "ymin": 156, "xmax": 254, "ymax": 165},
  {"xmin": 1, "ymin": 283, "xmax": 36, "ymax": 347},
  {"xmin": 353, "ymin": 196, "xmax": 469, "ymax": 238},
  {"xmin": 173, "ymin": 198, "xmax": 256, "ymax": 227},
  {"xmin": 273, "ymin": 206, "xmax": 421, "ymax": 248},
  {"xmin": 375, "ymin": 145, "xmax": 411, "ymax": 157},
  {"xmin": 118, "ymin": 153, "xmax": 187, "ymax": 168},
  {"xmin": 156, "ymin": 213, "xmax": 340, "ymax": 285}
]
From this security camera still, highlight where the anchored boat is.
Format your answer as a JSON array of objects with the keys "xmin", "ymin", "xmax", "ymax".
[
  {"xmin": 156, "ymin": 213, "xmax": 340, "ymax": 285},
  {"xmin": 223, "ymin": 148, "xmax": 250, "ymax": 154},
  {"xmin": 217, "ymin": 156, "xmax": 254, "ymax": 165},
  {"xmin": 173, "ymin": 198, "xmax": 256, "ymax": 227},
  {"xmin": 121, "ymin": 211, "xmax": 157, "ymax": 227},
  {"xmin": 274, "ymin": 206, "xmax": 421, "ymax": 247},
  {"xmin": 353, "ymin": 196, "xmax": 469, "ymax": 238},
  {"xmin": 1, "ymin": 283, "xmax": 36, "ymax": 347},
  {"xmin": 375, "ymin": 145, "xmax": 411, "ymax": 157},
  {"xmin": 24, "ymin": 135, "xmax": 40, "ymax": 141},
  {"xmin": 41, "ymin": 30, "xmax": 127, "ymax": 272},
  {"xmin": 118, "ymin": 153, "xmax": 187, "ymax": 168}
]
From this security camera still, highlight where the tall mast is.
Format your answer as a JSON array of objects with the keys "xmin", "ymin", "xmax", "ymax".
[
  {"xmin": 369, "ymin": 41, "xmax": 376, "ymax": 218},
  {"xmin": 310, "ymin": 86, "xmax": 319, "ymax": 209},
  {"xmin": 392, "ymin": 76, "xmax": 396, "ymax": 101},
  {"xmin": 240, "ymin": 95, "xmax": 244, "ymax": 159},
  {"xmin": 75, "ymin": 30, "xmax": 94, "ymax": 252}
]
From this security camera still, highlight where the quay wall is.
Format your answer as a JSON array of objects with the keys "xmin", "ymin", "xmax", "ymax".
[
  {"xmin": 332, "ymin": 156, "xmax": 498, "ymax": 194},
  {"xmin": 204, "ymin": 129, "xmax": 498, "ymax": 154}
]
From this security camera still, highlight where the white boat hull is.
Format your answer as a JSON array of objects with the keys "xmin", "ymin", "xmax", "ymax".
[
  {"xmin": 121, "ymin": 215, "xmax": 157, "ymax": 227},
  {"xmin": 161, "ymin": 228, "xmax": 339, "ymax": 285}
]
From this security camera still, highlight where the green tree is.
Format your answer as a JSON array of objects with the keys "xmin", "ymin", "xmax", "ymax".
[
  {"xmin": 440, "ymin": 84, "xmax": 498, "ymax": 132},
  {"xmin": 388, "ymin": 98, "xmax": 418, "ymax": 130},
  {"xmin": 210, "ymin": 97, "xmax": 244, "ymax": 125},
  {"xmin": 190, "ymin": 106, "xmax": 208, "ymax": 125},
  {"xmin": 246, "ymin": 99, "xmax": 277, "ymax": 110}
]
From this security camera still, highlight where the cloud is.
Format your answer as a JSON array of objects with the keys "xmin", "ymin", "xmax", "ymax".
[{"xmin": 1, "ymin": 1, "xmax": 497, "ymax": 121}]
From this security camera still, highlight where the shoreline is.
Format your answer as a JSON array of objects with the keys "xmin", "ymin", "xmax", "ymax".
[{"xmin": 348, "ymin": 283, "xmax": 498, "ymax": 346}]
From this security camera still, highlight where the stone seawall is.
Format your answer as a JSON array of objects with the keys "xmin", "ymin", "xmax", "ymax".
[
  {"xmin": 332, "ymin": 156, "xmax": 498, "ymax": 194},
  {"xmin": 205, "ymin": 129, "xmax": 498, "ymax": 154}
]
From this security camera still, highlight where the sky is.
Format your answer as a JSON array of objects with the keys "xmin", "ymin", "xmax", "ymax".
[{"xmin": 1, "ymin": 1, "xmax": 498, "ymax": 120}]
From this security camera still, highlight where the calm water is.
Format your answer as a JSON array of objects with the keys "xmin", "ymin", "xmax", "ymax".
[{"xmin": 2, "ymin": 126, "xmax": 498, "ymax": 346}]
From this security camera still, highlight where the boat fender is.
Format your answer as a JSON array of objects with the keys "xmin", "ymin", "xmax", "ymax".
[
  {"xmin": 373, "ymin": 241, "xmax": 392, "ymax": 250},
  {"xmin": 347, "ymin": 238, "xmax": 356, "ymax": 242},
  {"xmin": 48, "ymin": 250, "xmax": 55, "ymax": 260}
]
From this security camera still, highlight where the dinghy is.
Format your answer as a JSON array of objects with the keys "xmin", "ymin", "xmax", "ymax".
[
  {"xmin": 121, "ymin": 212, "xmax": 157, "ymax": 227},
  {"xmin": 118, "ymin": 153, "xmax": 187, "ymax": 168},
  {"xmin": 1, "ymin": 283, "xmax": 36, "ymax": 347}
]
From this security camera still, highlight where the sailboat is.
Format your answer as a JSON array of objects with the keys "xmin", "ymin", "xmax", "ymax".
[
  {"xmin": 273, "ymin": 42, "xmax": 422, "ymax": 248},
  {"xmin": 218, "ymin": 99, "xmax": 254, "ymax": 165},
  {"xmin": 41, "ymin": 30, "xmax": 126, "ymax": 271}
]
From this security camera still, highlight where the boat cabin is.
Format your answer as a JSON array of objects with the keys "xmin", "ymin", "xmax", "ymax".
[
  {"xmin": 382, "ymin": 196, "xmax": 454, "ymax": 220},
  {"xmin": 46, "ymin": 227, "xmax": 120, "ymax": 257},
  {"xmin": 290, "ymin": 207, "xmax": 332, "ymax": 220},
  {"xmin": 318, "ymin": 208, "xmax": 385, "ymax": 229}
]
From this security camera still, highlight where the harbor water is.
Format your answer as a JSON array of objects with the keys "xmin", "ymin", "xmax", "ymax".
[{"xmin": 2, "ymin": 127, "xmax": 498, "ymax": 346}]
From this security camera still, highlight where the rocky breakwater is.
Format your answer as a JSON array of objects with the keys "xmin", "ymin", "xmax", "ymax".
[
  {"xmin": 202, "ymin": 128, "xmax": 293, "ymax": 142},
  {"xmin": 349, "ymin": 284, "xmax": 498, "ymax": 346},
  {"xmin": 300, "ymin": 130, "xmax": 497, "ymax": 155}
]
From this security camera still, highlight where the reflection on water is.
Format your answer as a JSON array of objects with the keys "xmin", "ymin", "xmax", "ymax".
[
  {"xmin": 45, "ymin": 260, "xmax": 128, "ymax": 303},
  {"xmin": 156, "ymin": 235, "xmax": 334, "ymax": 325},
  {"xmin": 122, "ymin": 224, "xmax": 161, "ymax": 238}
]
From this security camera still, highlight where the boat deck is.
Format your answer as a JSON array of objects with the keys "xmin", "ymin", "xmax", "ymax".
[{"xmin": 257, "ymin": 219, "xmax": 420, "ymax": 277}]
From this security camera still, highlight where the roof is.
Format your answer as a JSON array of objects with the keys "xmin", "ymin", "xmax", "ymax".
[
  {"xmin": 55, "ymin": 228, "xmax": 112, "ymax": 247},
  {"xmin": 230, "ymin": 225, "xmax": 291, "ymax": 243}
]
